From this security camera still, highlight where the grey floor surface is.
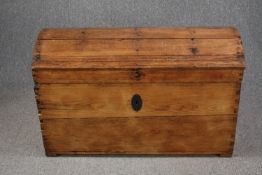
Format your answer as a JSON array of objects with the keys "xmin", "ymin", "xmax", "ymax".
[{"xmin": 0, "ymin": 0, "xmax": 262, "ymax": 174}]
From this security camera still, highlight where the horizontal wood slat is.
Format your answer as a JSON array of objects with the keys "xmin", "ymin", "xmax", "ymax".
[
  {"xmin": 42, "ymin": 116, "xmax": 235, "ymax": 154},
  {"xmin": 37, "ymin": 38, "xmax": 243, "ymax": 57},
  {"xmin": 33, "ymin": 69, "xmax": 243, "ymax": 83},
  {"xmin": 37, "ymin": 83, "xmax": 238, "ymax": 118},
  {"xmin": 39, "ymin": 27, "xmax": 240, "ymax": 39},
  {"xmin": 32, "ymin": 56, "xmax": 245, "ymax": 69}
]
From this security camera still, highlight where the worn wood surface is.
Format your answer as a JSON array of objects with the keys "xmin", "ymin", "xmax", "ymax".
[
  {"xmin": 39, "ymin": 27, "xmax": 240, "ymax": 39},
  {"xmin": 37, "ymin": 39, "xmax": 242, "ymax": 57},
  {"xmin": 33, "ymin": 69, "xmax": 243, "ymax": 83},
  {"xmin": 41, "ymin": 115, "xmax": 235, "ymax": 155},
  {"xmin": 37, "ymin": 83, "xmax": 238, "ymax": 118},
  {"xmin": 32, "ymin": 27, "xmax": 245, "ymax": 156},
  {"xmin": 32, "ymin": 27, "xmax": 245, "ymax": 69}
]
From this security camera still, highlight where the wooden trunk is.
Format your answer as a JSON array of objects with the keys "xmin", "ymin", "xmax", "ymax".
[{"xmin": 32, "ymin": 27, "xmax": 245, "ymax": 156}]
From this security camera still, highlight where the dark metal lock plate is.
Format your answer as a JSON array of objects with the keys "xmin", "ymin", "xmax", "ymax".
[{"xmin": 131, "ymin": 94, "xmax": 142, "ymax": 112}]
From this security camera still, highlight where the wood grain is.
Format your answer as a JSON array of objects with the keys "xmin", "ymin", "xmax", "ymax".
[
  {"xmin": 33, "ymin": 27, "xmax": 245, "ymax": 70},
  {"xmin": 33, "ymin": 69, "xmax": 243, "ymax": 84},
  {"xmin": 37, "ymin": 38, "xmax": 242, "ymax": 57},
  {"xmin": 37, "ymin": 83, "xmax": 238, "ymax": 118},
  {"xmin": 38, "ymin": 27, "xmax": 240, "ymax": 39},
  {"xmin": 42, "ymin": 115, "xmax": 235, "ymax": 155},
  {"xmin": 32, "ymin": 56, "xmax": 245, "ymax": 69}
]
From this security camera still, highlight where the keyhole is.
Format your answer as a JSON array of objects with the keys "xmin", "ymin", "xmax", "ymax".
[{"xmin": 131, "ymin": 94, "xmax": 142, "ymax": 112}]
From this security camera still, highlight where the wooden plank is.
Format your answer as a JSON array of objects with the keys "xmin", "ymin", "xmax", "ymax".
[
  {"xmin": 37, "ymin": 83, "xmax": 238, "ymax": 118},
  {"xmin": 38, "ymin": 38, "xmax": 243, "ymax": 57},
  {"xmin": 38, "ymin": 27, "xmax": 240, "ymax": 40},
  {"xmin": 32, "ymin": 55, "xmax": 245, "ymax": 69},
  {"xmin": 42, "ymin": 116, "xmax": 235, "ymax": 154},
  {"xmin": 33, "ymin": 69, "xmax": 243, "ymax": 84},
  {"xmin": 36, "ymin": 55, "xmax": 244, "ymax": 62}
]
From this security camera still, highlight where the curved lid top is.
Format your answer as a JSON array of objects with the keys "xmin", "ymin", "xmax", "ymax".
[{"xmin": 32, "ymin": 27, "xmax": 245, "ymax": 69}]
